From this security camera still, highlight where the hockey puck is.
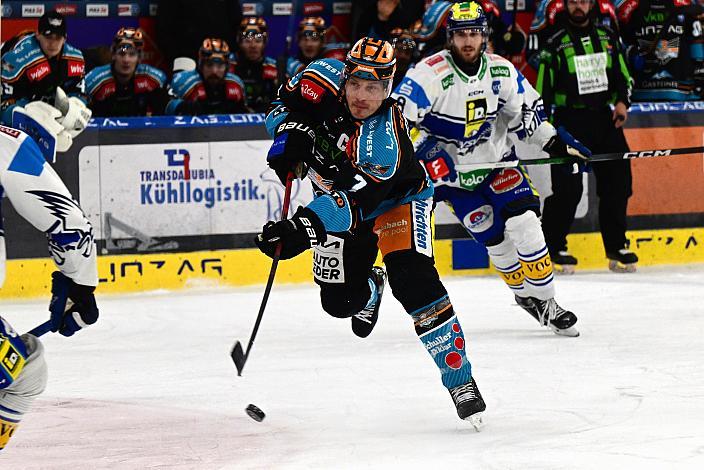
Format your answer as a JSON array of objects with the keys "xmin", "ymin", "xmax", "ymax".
[{"xmin": 245, "ymin": 404, "xmax": 265, "ymax": 422}]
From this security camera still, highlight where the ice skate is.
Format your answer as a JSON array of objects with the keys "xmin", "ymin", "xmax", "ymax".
[
  {"xmin": 607, "ymin": 249, "xmax": 638, "ymax": 273},
  {"xmin": 352, "ymin": 266, "xmax": 386, "ymax": 338},
  {"xmin": 449, "ymin": 377, "xmax": 486, "ymax": 431},
  {"xmin": 515, "ymin": 295, "xmax": 580, "ymax": 337},
  {"xmin": 551, "ymin": 250, "xmax": 577, "ymax": 274}
]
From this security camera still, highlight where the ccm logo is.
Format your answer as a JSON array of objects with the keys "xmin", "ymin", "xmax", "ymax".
[{"xmin": 624, "ymin": 150, "xmax": 671, "ymax": 158}]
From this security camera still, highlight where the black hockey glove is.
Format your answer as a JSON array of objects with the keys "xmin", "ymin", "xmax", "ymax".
[
  {"xmin": 267, "ymin": 112, "xmax": 317, "ymax": 184},
  {"xmin": 48, "ymin": 271, "xmax": 99, "ymax": 337},
  {"xmin": 255, "ymin": 207, "xmax": 327, "ymax": 260}
]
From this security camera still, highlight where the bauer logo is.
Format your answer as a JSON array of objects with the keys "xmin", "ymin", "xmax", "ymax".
[
  {"xmin": 139, "ymin": 148, "xmax": 264, "ymax": 208},
  {"xmin": 86, "ymin": 4, "xmax": 109, "ymax": 17}
]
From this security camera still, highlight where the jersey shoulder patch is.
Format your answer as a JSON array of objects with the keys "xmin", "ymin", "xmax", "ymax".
[
  {"xmin": 85, "ymin": 64, "xmax": 113, "ymax": 96},
  {"xmin": 170, "ymin": 70, "xmax": 202, "ymax": 97},
  {"xmin": 1, "ymin": 36, "xmax": 44, "ymax": 81},
  {"xmin": 137, "ymin": 64, "xmax": 167, "ymax": 87}
]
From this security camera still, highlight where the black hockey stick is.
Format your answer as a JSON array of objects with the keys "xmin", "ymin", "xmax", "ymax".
[
  {"xmin": 27, "ymin": 319, "xmax": 53, "ymax": 337},
  {"xmin": 231, "ymin": 172, "xmax": 295, "ymax": 376},
  {"xmin": 455, "ymin": 146, "xmax": 704, "ymax": 171}
]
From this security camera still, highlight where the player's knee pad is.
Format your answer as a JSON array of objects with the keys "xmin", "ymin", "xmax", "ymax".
[
  {"xmin": 320, "ymin": 283, "xmax": 369, "ymax": 319},
  {"xmin": 486, "ymin": 237, "xmax": 524, "ymax": 293},
  {"xmin": 385, "ymin": 250, "xmax": 447, "ymax": 313}
]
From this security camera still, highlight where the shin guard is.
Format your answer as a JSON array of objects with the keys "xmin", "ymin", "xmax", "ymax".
[
  {"xmin": 411, "ymin": 296, "xmax": 472, "ymax": 389},
  {"xmin": 505, "ymin": 212, "xmax": 555, "ymax": 300}
]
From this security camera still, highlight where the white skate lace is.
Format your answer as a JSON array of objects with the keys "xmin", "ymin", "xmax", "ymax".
[
  {"xmin": 538, "ymin": 299, "xmax": 558, "ymax": 327},
  {"xmin": 451, "ymin": 382, "xmax": 479, "ymax": 403}
]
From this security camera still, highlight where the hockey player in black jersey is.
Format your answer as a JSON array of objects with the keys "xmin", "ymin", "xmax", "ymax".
[{"xmin": 258, "ymin": 38, "xmax": 486, "ymax": 427}]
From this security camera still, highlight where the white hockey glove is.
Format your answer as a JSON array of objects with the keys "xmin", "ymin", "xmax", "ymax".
[
  {"xmin": 12, "ymin": 101, "xmax": 73, "ymax": 152},
  {"xmin": 55, "ymin": 87, "xmax": 91, "ymax": 138}
]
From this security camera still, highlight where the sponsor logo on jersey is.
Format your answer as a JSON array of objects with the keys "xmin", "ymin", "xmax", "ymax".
[
  {"xmin": 333, "ymin": 2, "xmax": 352, "ymax": 14},
  {"xmin": 313, "ymin": 236, "xmax": 345, "ymax": 283},
  {"xmin": 86, "ymin": 4, "xmax": 109, "ymax": 17},
  {"xmin": 441, "ymin": 74, "xmax": 454, "ymax": 90},
  {"xmin": 413, "ymin": 199, "xmax": 431, "ymax": 251},
  {"xmin": 22, "ymin": 4, "xmax": 45, "ymax": 17},
  {"xmin": 425, "ymin": 55, "xmax": 444, "ymax": 67},
  {"xmin": 490, "ymin": 168, "xmax": 523, "ymax": 194},
  {"xmin": 68, "ymin": 61, "xmax": 85, "ymax": 77},
  {"xmin": 463, "ymin": 205, "xmax": 494, "ymax": 233},
  {"xmin": 225, "ymin": 82, "xmax": 243, "ymax": 100},
  {"xmin": 0, "ymin": 126, "xmax": 21, "ymax": 138},
  {"xmin": 490, "ymin": 65, "xmax": 510, "ymax": 78},
  {"xmin": 617, "ymin": 0, "xmax": 637, "ymax": 23},
  {"xmin": 492, "ymin": 80, "xmax": 500, "ymax": 95},
  {"xmin": 55, "ymin": 4, "xmax": 78, "ymax": 15},
  {"xmin": 273, "ymin": 2, "xmax": 293, "ymax": 15},
  {"xmin": 458, "ymin": 169, "xmax": 489, "ymax": 190},
  {"xmin": 304, "ymin": 2, "xmax": 324, "ymax": 14},
  {"xmin": 300, "ymin": 79, "xmax": 323, "ymax": 103},
  {"xmin": 28, "ymin": 62, "xmax": 51, "ymax": 82},
  {"xmin": 465, "ymin": 98, "xmax": 487, "ymax": 137}
]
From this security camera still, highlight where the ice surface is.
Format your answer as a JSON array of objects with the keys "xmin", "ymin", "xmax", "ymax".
[{"xmin": 2, "ymin": 265, "xmax": 704, "ymax": 469}]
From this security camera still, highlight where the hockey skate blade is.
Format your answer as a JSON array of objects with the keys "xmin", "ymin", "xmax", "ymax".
[
  {"xmin": 550, "ymin": 325, "xmax": 580, "ymax": 337},
  {"xmin": 464, "ymin": 412, "xmax": 484, "ymax": 432},
  {"xmin": 230, "ymin": 341, "xmax": 245, "ymax": 376},
  {"xmin": 608, "ymin": 260, "xmax": 636, "ymax": 273}
]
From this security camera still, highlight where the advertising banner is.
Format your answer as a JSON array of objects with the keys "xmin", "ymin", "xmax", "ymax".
[{"xmin": 78, "ymin": 140, "xmax": 314, "ymax": 242}]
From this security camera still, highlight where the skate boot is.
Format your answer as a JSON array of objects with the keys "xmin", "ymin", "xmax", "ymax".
[
  {"xmin": 449, "ymin": 377, "xmax": 486, "ymax": 431},
  {"xmin": 551, "ymin": 250, "xmax": 578, "ymax": 274},
  {"xmin": 606, "ymin": 249, "xmax": 638, "ymax": 273},
  {"xmin": 515, "ymin": 295, "xmax": 580, "ymax": 337},
  {"xmin": 352, "ymin": 266, "xmax": 386, "ymax": 338}
]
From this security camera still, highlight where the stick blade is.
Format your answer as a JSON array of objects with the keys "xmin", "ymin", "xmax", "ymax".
[{"xmin": 230, "ymin": 341, "xmax": 246, "ymax": 376}]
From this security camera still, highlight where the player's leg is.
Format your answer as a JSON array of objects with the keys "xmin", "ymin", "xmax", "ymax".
[
  {"xmin": 592, "ymin": 122, "xmax": 637, "ymax": 272},
  {"xmin": 374, "ymin": 199, "xmax": 485, "ymax": 428},
  {"xmin": 0, "ymin": 317, "xmax": 48, "ymax": 452},
  {"xmin": 314, "ymin": 223, "xmax": 386, "ymax": 337},
  {"xmin": 540, "ymin": 164, "xmax": 583, "ymax": 273}
]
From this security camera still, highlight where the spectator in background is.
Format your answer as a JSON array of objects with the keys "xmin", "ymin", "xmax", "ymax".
[
  {"xmin": 166, "ymin": 38, "xmax": 247, "ymax": 115},
  {"xmin": 526, "ymin": 0, "xmax": 619, "ymax": 71},
  {"xmin": 351, "ymin": 0, "xmax": 425, "ymax": 42},
  {"xmin": 286, "ymin": 17, "xmax": 328, "ymax": 80},
  {"xmin": 1, "ymin": 11, "xmax": 90, "ymax": 152},
  {"xmin": 616, "ymin": 0, "xmax": 704, "ymax": 101},
  {"xmin": 537, "ymin": 0, "xmax": 638, "ymax": 273},
  {"xmin": 231, "ymin": 17, "xmax": 278, "ymax": 113},
  {"xmin": 389, "ymin": 28, "xmax": 417, "ymax": 89},
  {"xmin": 85, "ymin": 28, "xmax": 169, "ymax": 117},
  {"xmin": 156, "ymin": 0, "xmax": 242, "ymax": 72}
]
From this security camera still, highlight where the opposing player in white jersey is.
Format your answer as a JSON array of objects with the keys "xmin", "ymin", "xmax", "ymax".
[
  {"xmin": 392, "ymin": 1, "xmax": 590, "ymax": 337},
  {"xmin": 0, "ymin": 125, "xmax": 99, "ymax": 451}
]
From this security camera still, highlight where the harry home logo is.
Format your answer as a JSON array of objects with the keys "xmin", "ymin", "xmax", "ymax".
[{"xmin": 139, "ymin": 148, "xmax": 264, "ymax": 208}]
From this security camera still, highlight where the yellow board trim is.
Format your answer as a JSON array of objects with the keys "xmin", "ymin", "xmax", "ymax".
[{"xmin": 1, "ymin": 227, "xmax": 703, "ymax": 299}]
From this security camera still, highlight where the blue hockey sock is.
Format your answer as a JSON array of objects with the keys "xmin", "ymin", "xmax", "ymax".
[{"xmin": 409, "ymin": 296, "xmax": 472, "ymax": 389}]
